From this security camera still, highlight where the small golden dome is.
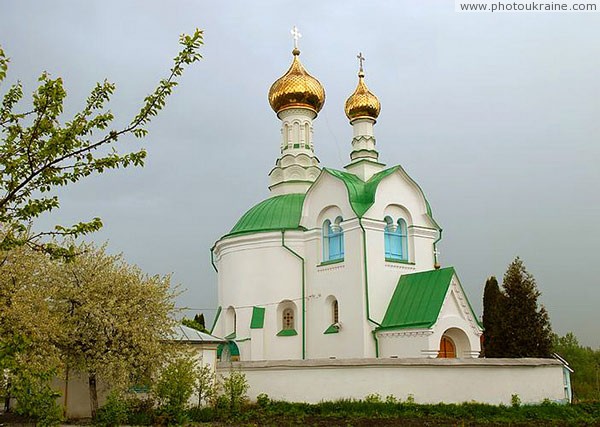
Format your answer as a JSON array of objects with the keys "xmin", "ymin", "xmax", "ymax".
[
  {"xmin": 344, "ymin": 70, "xmax": 381, "ymax": 121},
  {"xmin": 268, "ymin": 49, "xmax": 325, "ymax": 115}
]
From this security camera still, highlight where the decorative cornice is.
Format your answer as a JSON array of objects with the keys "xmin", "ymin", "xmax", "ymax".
[
  {"xmin": 317, "ymin": 262, "xmax": 345, "ymax": 272},
  {"xmin": 450, "ymin": 280, "xmax": 483, "ymax": 336},
  {"xmin": 377, "ymin": 329, "xmax": 434, "ymax": 338}
]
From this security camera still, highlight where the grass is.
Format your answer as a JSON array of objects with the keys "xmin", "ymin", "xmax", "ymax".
[{"xmin": 185, "ymin": 399, "xmax": 600, "ymax": 426}]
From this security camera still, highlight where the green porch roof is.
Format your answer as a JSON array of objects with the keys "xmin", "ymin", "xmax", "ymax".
[
  {"xmin": 379, "ymin": 267, "xmax": 456, "ymax": 330},
  {"xmin": 228, "ymin": 193, "xmax": 306, "ymax": 236}
]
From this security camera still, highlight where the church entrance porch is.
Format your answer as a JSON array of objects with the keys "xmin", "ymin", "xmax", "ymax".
[{"xmin": 438, "ymin": 328, "xmax": 471, "ymax": 358}]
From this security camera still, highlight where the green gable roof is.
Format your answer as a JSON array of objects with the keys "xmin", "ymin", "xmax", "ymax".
[
  {"xmin": 379, "ymin": 267, "xmax": 456, "ymax": 330},
  {"xmin": 323, "ymin": 166, "xmax": 438, "ymax": 228},
  {"xmin": 323, "ymin": 167, "xmax": 399, "ymax": 218},
  {"xmin": 228, "ymin": 193, "xmax": 306, "ymax": 237}
]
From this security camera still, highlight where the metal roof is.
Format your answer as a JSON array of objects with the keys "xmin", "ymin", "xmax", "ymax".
[
  {"xmin": 172, "ymin": 325, "xmax": 226, "ymax": 344},
  {"xmin": 228, "ymin": 193, "xmax": 306, "ymax": 237},
  {"xmin": 323, "ymin": 166, "xmax": 399, "ymax": 217},
  {"xmin": 379, "ymin": 267, "xmax": 456, "ymax": 330},
  {"xmin": 224, "ymin": 165, "xmax": 439, "ymax": 239}
]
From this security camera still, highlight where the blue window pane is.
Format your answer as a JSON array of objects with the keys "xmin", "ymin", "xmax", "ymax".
[
  {"xmin": 385, "ymin": 219, "xmax": 408, "ymax": 261},
  {"xmin": 329, "ymin": 232, "xmax": 344, "ymax": 260},
  {"xmin": 323, "ymin": 220, "xmax": 344, "ymax": 261}
]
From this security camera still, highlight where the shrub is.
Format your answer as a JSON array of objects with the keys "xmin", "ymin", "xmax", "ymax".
[
  {"xmin": 364, "ymin": 393, "xmax": 382, "ymax": 403},
  {"xmin": 385, "ymin": 394, "xmax": 397, "ymax": 404},
  {"xmin": 511, "ymin": 394, "xmax": 521, "ymax": 408},
  {"xmin": 10, "ymin": 368, "xmax": 63, "ymax": 427},
  {"xmin": 187, "ymin": 405, "xmax": 217, "ymax": 422},
  {"xmin": 256, "ymin": 393, "xmax": 270, "ymax": 408},
  {"xmin": 194, "ymin": 363, "xmax": 217, "ymax": 407},
  {"xmin": 94, "ymin": 391, "xmax": 129, "ymax": 426},
  {"xmin": 153, "ymin": 355, "xmax": 196, "ymax": 425},
  {"xmin": 220, "ymin": 369, "xmax": 249, "ymax": 414}
]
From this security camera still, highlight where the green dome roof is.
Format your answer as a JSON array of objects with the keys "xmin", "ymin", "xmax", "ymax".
[{"xmin": 228, "ymin": 193, "xmax": 306, "ymax": 237}]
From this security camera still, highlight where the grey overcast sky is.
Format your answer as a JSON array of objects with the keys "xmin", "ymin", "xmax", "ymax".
[{"xmin": 1, "ymin": 1, "xmax": 598, "ymax": 347}]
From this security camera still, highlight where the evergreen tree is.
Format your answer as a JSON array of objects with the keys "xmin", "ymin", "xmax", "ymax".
[
  {"xmin": 194, "ymin": 313, "xmax": 206, "ymax": 330},
  {"xmin": 482, "ymin": 276, "xmax": 506, "ymax": 357},
  {"xmin": 500, "ymin": 257, "xmax": 553, "ymax": 358},
  {"xmin": 182, "ymin": 315, "xmax": 208, "ymax": 333}
]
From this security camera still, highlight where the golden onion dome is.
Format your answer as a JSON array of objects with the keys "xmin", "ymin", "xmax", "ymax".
[
  {"xmin": 344, "ymin": 70, "xmax": 381, "ymax": 121},
  {"xmin": 268, "ymin": 48, "xmax": 325, "ymax": 115}
]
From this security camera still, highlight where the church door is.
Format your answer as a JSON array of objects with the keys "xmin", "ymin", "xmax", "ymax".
[{"xmin": 438, "ymin": 336, "xmax": 456, "ymax": 358}]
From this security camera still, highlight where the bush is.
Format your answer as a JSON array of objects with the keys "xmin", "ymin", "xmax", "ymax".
[
  {"xmin": 364, "ymin": 393, "xmax": 382, "ymax": 403},
  {"xmin": 187, "ymin": 405, "xmax": 217, "ymax": 422},
  {"xmin": 220, "ymin": 369, "xmax": 249, "ymax": 414},
  {"xmin": 10, "ymin": 369, "xmax": 63, "ymax": 427},
  {"xmin": 256, "ymin": 393, "xmax": 270, "ymax": 407},
  {"xmin": 94, "ymin": 391, "xmax": 129, "ymax": 426},
  {"xmin": 94, "ymin": 391, "xmax": 155, "ymax": 426},
  {"xmin": 511, "ymin": 393, "xmax": 521, "ymax": 408},
  {"xmin": 153, "ymin": 355, "xmax": 196, "ymax": 425},
  {"xmin": 194, "ymin": 363, "xmax": 217, "ymax": 407}
]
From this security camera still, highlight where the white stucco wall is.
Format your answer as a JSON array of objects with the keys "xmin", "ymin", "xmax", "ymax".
[{"xmin": 218, "ymin": 358, "xmax": 569, "ymax": 405}]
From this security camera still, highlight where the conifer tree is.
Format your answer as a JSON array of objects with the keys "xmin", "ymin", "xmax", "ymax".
[
  {"xmin": 482, "ymin": 276, "xmax": 505, "ymax": 357},
  {"xmin": 194, "ymin": 313, "xmax": 206, "ymax": 330},
  {"xmin": 498, "ymin": 257, "xmax": 553, "ymax": 358}
]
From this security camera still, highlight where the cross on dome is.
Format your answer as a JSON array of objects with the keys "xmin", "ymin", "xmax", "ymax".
[
  {"xmin": 357, "ymin": 52, "xmax": 365, "ymax": 73},
  {"xmin": 291, "ymin": 26, "xmax": 302, "ymax": 49}
]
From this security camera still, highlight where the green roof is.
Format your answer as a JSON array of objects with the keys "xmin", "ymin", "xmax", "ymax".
[
  {"xmin": 228, "ymin": 193, "xmax": 306, "ymax": 236},
  {"xmin": 323, "ymin": 166, "xmax": 438, "ymax": 227},
  {"xmin": 323, "ymin": 167, "xmax": 399, "ymax": 217},
  {"xmin": 379, "ymin": 267, "xmax": 456, "ymax": 330},
  {"xmin": 223, "ymin": 164, "xmax": 439, "ymax": 240}
]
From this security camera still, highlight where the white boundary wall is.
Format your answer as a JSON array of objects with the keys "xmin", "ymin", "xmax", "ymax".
[{"xmin": 217, "ymin": 358, "xmax": 568, "ymax": 405}]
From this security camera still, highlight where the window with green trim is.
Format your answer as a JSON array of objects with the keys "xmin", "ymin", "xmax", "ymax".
[
  {"xmin": 324, "ymin": 296, "xmax": 340, "ymax": 334},
  {"xmin": 225, "ymin": 306, "xmax": 236, "ymax": 337},
  {"xmin": 277, "ymin": 301, "xmax": 297, "ymax": 336}
]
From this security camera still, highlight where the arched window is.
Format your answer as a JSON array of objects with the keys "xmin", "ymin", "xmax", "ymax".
[
  {"xmin": 384, "ymin": 216, "xmax": 408, "ymax": 261},
  {"xmin": 304, "ymin": 123, "xmax": 310, "ymax": 148},
  {"xmin": 293, "ymin": 122, "xmax": 300, "ymax": 148},
  {"xmin": 283, "ymin": 124, "xmax": 289, "ymax": 148},
  {"xmin": 323, "ymin": 217, "xmax": 344, "ymax": 262},
  {"xmin": 225, "ymin": 306, "xmax": 236, "ymax": 339},
  {"xmin": 324, "ymin": 297, "xmax": 340, "ymax": 334},
  {"xmin": 277, "ymin": 301, "xmax": 298, "ymax": 336},
  {"xmin": 332, "ymin": 299, "xmax": 339, "ymax": 324}
]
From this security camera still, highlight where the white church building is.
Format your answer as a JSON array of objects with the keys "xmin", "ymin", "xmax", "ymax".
[
  {"xmin": 209, "ymin": 31, "xmax": 569, "ymax": 405},
  {"xmin": 212, "ymin": 38, "xmax": 482, "ymax": 362}
]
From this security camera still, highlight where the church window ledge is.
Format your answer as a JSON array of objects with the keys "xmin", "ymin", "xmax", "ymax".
[
  {"xmin": 323, "ymin": 324, "xmax": 339, "ymax": 334},
  {"xmin": 318, "ymin": 258, "xmax": 344, "ymax": 267},
  {"xmin": 385, "ymin": 258, "xmax": 415, "ymax": 265},
  {"xmin": 276, "ymin": 329, "xmax": 298, "ymax": 337}
]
